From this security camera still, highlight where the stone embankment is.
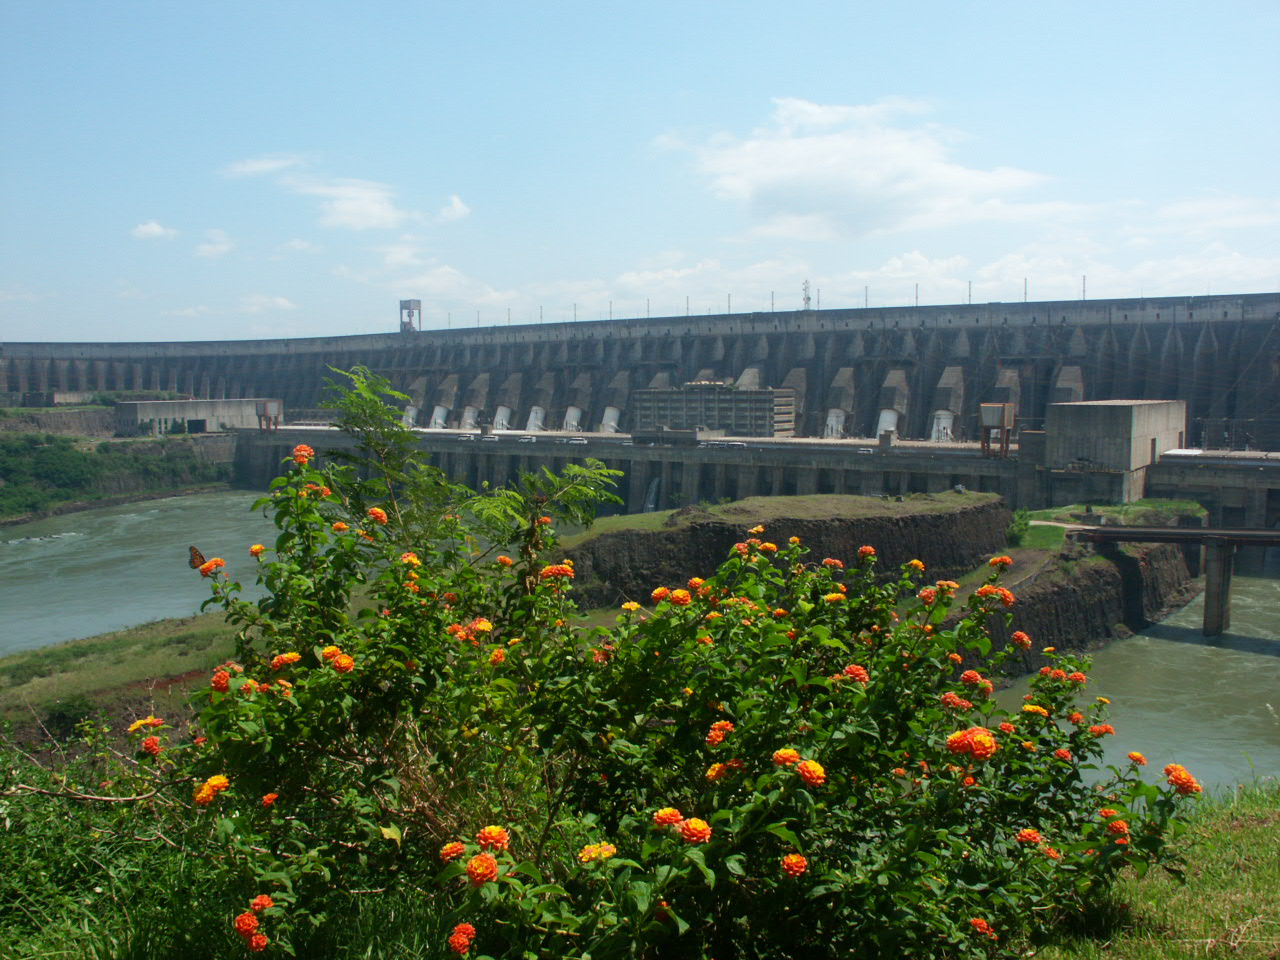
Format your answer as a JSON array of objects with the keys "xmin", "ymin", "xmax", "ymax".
[
  {"xmin": 563, "ymin": 499, "xmax": 1197, "ymax": 676},
  {"xmin": 981, "ymin": 543, "xmax": 1198, "ymax": 674},
  {"xmin": 563, "ymin": 496, "xmax": 1013, "ymax": 609},
  {"xmin": 0, "ymin": 408, "xmax": 116, "ymax": 436}
]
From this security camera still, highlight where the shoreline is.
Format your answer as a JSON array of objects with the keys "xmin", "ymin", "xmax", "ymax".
[{"xmin": 0, "ymin": 482, "xmax": 241, "ymax": 529}]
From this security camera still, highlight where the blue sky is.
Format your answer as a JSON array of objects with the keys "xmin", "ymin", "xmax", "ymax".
[{"xmin": 2, "ymin": 1, "xmax": 1277, "ymax": 343}]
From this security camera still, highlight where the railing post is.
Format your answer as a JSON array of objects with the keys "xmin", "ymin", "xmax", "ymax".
[{"xmin": 1202, "ymin": 536, "xmax": 1234, "ymax": 636}]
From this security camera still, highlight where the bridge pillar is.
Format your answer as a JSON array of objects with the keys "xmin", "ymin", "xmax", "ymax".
[{"xmin": 1202, "ymin": 537, "xmax": 1235, "ymax": 636}]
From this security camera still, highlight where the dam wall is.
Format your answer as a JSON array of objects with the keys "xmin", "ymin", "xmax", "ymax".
[{"xmin": 6, "ymin": 292, "xmax": 1280, "ymax": 448}]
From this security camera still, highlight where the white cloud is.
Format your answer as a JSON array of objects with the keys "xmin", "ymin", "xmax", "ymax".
[
  {"xmin": 684, "ymin": 97, "xmax": 1067, "ymax": 240},
  {"xmin": 281, "ymin": 175, "xmax": 413, "ymax": 230},
  {"xmin": 165, "ymin": 305, "xmax": 211, "ymax": 317},
  {"xmin": 277, "ymin": 238, "xmax": 317, "ymax": 254},
  {"xmin": 131, "ymin": 220, "xmax": 178, "ymax": 240},
  {"xmin": 195, "ymin": 229, "xmax": 234, "ymax": 258},
  {"xmin": 240, "ymin": 294, "xmax": 297, "ymax": 313},
  {"xmin": 436, "ymin": 195, "xmax": 471, "ymax": 222},
  {"xmin": 222, "ymin": 154, "xmax": 306, "ymax": 177}
]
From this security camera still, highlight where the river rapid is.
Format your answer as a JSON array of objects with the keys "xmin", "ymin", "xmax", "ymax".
[{"xmin": 2, "ymin": 493, "xmax": 1278, "ymax": 789}]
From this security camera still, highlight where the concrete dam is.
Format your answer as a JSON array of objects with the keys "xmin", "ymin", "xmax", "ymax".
[{"xmin": 5, "ymin": 292, "xmax": 1280, "ymax": 449}]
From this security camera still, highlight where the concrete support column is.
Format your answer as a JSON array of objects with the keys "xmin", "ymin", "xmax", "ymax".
[
  {"xmin": 659, "ymin": 462, "xmax": 673, "ymax": 511},
  {"xmin": 797, "ymin": 468, "xmax": 818, "ymax": 494},
  {"xmin": 739, "ymin": 467, "xmax": 758, "ymax": 500},
  {"xmin": 681, "ymin": 461, "xmax": 701, "ymax": 505},
  {"xmin": 627, "ymin": 462, "xmax": 649, "ymax": 513},
  {"xmin": 713, "ymin": 463, "xmax": 728, "ymax": 503},
  {"xmin": 1202, "ymin": 537, "xmax": 1235, "ymax": 636},
  {"xmin": 770, "ymin": 467, "xmax": 786, "ymax": 495}
]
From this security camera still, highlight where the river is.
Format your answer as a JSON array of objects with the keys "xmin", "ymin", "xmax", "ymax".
[
  {"xmin": 0, "ymin": 491, "xmax": 276, "ymax": 656},
  {"xmin": 2, "ymin": 495, "xmax": 1278, "ymax": 789}
]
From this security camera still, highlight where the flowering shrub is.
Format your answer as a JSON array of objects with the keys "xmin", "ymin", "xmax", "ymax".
[{"xmin": 36, "ymin": 370, "xmax": 1198, "ymax": 958}]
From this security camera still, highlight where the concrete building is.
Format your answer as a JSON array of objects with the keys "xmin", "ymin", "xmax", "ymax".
[
  {"xmin": 114, "ymin": 398, "xmax": 282, "ymax": 436},
  {"xmin": 1043, "ymin": 400, "xmax": 1187, "ymax": 504},
  {"xmin": 631, "ymin": 380, "xmax": 796, "ymax": 437}
]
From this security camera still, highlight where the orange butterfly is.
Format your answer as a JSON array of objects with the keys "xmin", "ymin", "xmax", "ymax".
[{"xmin": 188, "ymin": 545, "xmax": 207, "ymax": 569}]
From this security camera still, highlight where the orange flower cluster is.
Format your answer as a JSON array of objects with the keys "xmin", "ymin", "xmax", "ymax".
[
  {"xmin": 291, "ymin": 443, "xmax": 315, "ymax": 465},
  {"xmin": 988, "ymin": 555, "xmax": 1014, "ymax": 568},
  {"xmin": 651, "ymin": 586, "xmax": 671, "ymax": 602},
  {"xmin": 781, "ymin": 853, "xmax": 808, "ymax": 877},
  {"xmin": 127, "ymin": 714, "xmax": 165, "ymax": 733},
  {"xmin": 1053, "ymin": 748, "xmax": 1073, "ymax": 761},
  {"xmin": 448, "ymin": 922, "xmax": 477, "ymax": 956},
  {"xmin": 140, "ymin": 736, "xmax": 161, "ymax": 757},
  {"xmin": 577, "ymin": 842, "xmax": 617, "ymax": 863},
  {"xmin": 539, "ymin": 563, "xmax": 575, "ymax": 580},
  {"xmin": 440, "ymin": 841, "xmax": 466, "ymax": 862},
  {"xmin": 970, "ymin": 918, "xmax": 997, "ymax": 940},
  {"xmin": 772, "ymin": 748, "xmax": 801, "ymax": 766},
  {"xmin": 822, "ymin": 557, "xmax": 844, "ymax": 569},
  {"xmin": 1128, "ymin": 751, "xmax": 1148, "ymax": 766},
  {"xmin": 680, "ymin": 818, "xmax": 712, "ymax": 844},
  {"xmin": 1016, "ymin": 828, "xmax": 1042, "ymax": 845},
  {"xmin": 653, "ymin": 807, "xmax": 684, "ymax": 826},
  {"xmin": 269, "ymin": 651, "xmax": 301, "ymax": 671},
  {"xmin": 249, "ymin": 894, "xmax": 273, "ymax": 913},
  {"xmin": 366, "ymin": 506, "xmax": 388, "ymax": 525},
  {"xmin": 941, "ymin": 692, "xmax": 973, "ymax": 711},
  {"xmin": 857, "ymin": 545, "xmax": 876, "ymax": 559},
  {"xmin": 975, "ymin": 584, "xmax": 1015, "ymax": 606},
  {"xmin": 476, "ymin": 825, "xmax": 510, "ymax": 852},
  {"xmin": 496, "ymin": 554, "xmax": 513, "ymax": 567},
  {"xmin": 823, "ymin": 593, "xmax": 844, "ymax": 604},
  {"xmin": 331, "ymin": 521, "xmax": 349, "ymax": 533},
  {"xmin": 1011, "ymin": 630, "xmax": 1032, "ymax": 649},
  {"xmin": 1164, "ymin": 763, "xmax": 1202, "ymax": 795},
  {"xmin": 489, "ymin": 648, "xmax": 506, "ymax": 666},
  {"xmin": 466, "ymin": 853, "xmax": 499, "ymax": 886},
  {"xmin": 840, "ymin": 663, "xmax": 870, "ymax": 684},
  {"xmin": 796, "ymin": 759, "xmax": 826, "ymax": 787},
  {"xmin": 706, "ymin": 762, "xmax": 730, "ymax": 782},
  {"xmin": 960, "ymin": 670, "xmax": 983, "ymax": 686},
  {"xmin": 323, "ymin": 648, "xmax": 354, "ymax": 673},
  {"xmin": 1105, "ymin": 819, "xmax": 1130, "ymax": 837},
  {"xmin": 946, "ymin": 727, "xmax": 999, "ymax": 761},
  {"xmin": 198, "ymin": 557, "xmax": 226, "ymax": 578},
  {"xmin": 907, "ymin": 558, "xmax": 926, "ymax": 572},
  {"xmin": 261, "ymin": 793, "xmax": 278, "ymax": 808},
  {"xmin": 1021, "ymin": 704, "xmax": 1050, "ymax": 718},
  {"xmin": 400, "ymin": 551, "xmax": 422, "ymax": 567},
  {"xmin": 669, "ymin": 588, "xmax": 692, "ymax": 605},
  {"xmin": 249, "ymin": 543, "xmax": 265, "ymax": 558},
  {"xmin": 917, "ymin": 587, "xmax": 938, "ymax": 605},
  {"xmin": 706, "ymin": 720, "xmax": 734, "ymax": 746},
  {"xmin": 194, "ymin": 774, "xmax": 230, "ymax": 806},
  {"xmin": 1088, "ymin": 724, "xmax": 1116, "ymax": 737}
]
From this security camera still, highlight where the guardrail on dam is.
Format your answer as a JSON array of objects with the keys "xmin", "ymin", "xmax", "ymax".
[{"xmin": 5, "ymin": 292, "xmax": 1280, "ymax": 447}]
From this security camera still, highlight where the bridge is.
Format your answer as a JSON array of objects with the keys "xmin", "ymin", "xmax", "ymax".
[{"xmin": 1071, "ymin": 526, "xmax": 1280, "ymax": 635}]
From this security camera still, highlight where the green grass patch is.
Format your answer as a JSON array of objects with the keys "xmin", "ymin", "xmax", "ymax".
[
  {"xmin": 1027, "ymin": 499, "xmax": 1208, "ymax": 526},
  {"xmin": 0, "ymin": 611, "xmax": 237, "ymax": 722},
  {"xmin": 1037, "ymin": 779, "xmax": 1280, "ymax": 959},
  {"xmin": 562, "ymin": 491, "xmax": 1002, "ymax": 549},
  {"xmin": 1020, "ymin": 523, "xmax": 1066, "ymax": 551}
]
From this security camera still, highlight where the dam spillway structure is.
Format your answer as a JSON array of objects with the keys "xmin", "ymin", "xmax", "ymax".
[{"xmin": 4, "ymin": 292, "xmax": 1280, "ymax": 450}]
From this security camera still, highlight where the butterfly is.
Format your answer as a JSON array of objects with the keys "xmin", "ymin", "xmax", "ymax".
[{"xmin": 188, "ymin": 545, "xmax": 207, "ymax": 569}]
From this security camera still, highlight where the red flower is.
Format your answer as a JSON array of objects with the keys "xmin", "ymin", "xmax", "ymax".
[
  {"xmin": 476, "ymin": 825, "xmax": 511, "ymax": 852},
  {"xmin": 448, "ymin": 923, "xmax": 477, "ymax": 956},
  {"xmin": 1016, "ymin": 828, "xmax": 1042, "ymax": 844},
  {"xmin": 248, "ymin": 933, "xmax": 269, "ymax": 952},
  {"xmin": 1164, "ymin": 763, "xmax": 1202, "ymax": 795},
  {"xmin": 366, "ymin": 507, "xmax": 388, "ymax": 525},
  {"xmin": 440, "ymin": 841, "xmax": 466, "ymax": 862},
  {"xmin": 857, "ymin": 545, "xmax": 876, "ymax": 559},
  {"xmin": 796, "ymin": 759, "xmax": 826, "ymax": 787},
  {"xmin": 233, "ymin": 912, "xmax": 259, "ymax": 939},
  {"xmin": 140, "ymin": 736, "xmax": 161, "ymax": 757},
  {"xmin": 1011, "ymin": 630, "xmax": 1032, "ymax": 649},
  {"xmin": 1128, "ymin": 751, "xmax": 1148, "ymax": 766},
  {"xmin": 497, "ymin": 554, "xmax": 513, "ymax": 567},
  {"xmin": 332, "ymin": 653, "xmax": 355, "ymax": 673},
  {"xmin": 262, "ymin": 793, "xmax": 279, "ymax": 808},
  {"xmin": 653, "ymin": 807, "xmax": 684, "ymax": 826},
  {"xmin": 465, "ymin": 853, "xmax": 499, "ymax": 886},
  {"xmin": 680, "ymin": 818, "xmax": 712, "ymax": 843},
  {"xmin": 781, "ymin": 853, "xmax": 808, "ymax": 877},
  {"xmin": 291, "ymin": 443, "xmax": 315, "ymax": 465},
  {"xmin": 669, "ymin": 588, "xmax": 692, "ymax": 605},
  {"xmin": 211, "ymin": 670, "xmax": 230, "ymax": 693},
  {"xmin": 842, "ymin": 664, "xmax": 870, "ymax": 683},
  {"xmin": 988, "ymin": 555, "xmax": 1014, "ymax": 568},
  {"xmin": 198, "ymin": 557, "xmax": 226, "ymax": 577},
  {"xmin": 822, "ymin": 557, "xmax": 844, "ymax": 569},
  {"xmin": 960, "ymin": 670, "xmax": 982, "ymax": 686},
  {"xmin": 651, "ymin": 586, "xmax": 671, "ymax": 602},
  {"xmin": 250, "ymin": 895, "xmax": 273, "ymax": 913},
  {"xmin": 1053, "ymin": 748, "xmax": 1073, "ymax": 761}
]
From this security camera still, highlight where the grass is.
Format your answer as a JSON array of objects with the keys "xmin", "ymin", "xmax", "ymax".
[
  {"xmin": 562, "ymin": 491, "xmax": 1002, "ymax": 549},
  {"xmin": 1026, "ymin": 499, "xmax": 1208, "ymax": 527},
  {"xmin": 1037, "ymin": 779, "xmax": 1280, "ymax": 959},
  {"xmin": 0, "ymin": 610, "xmax": 238, "ymax": 729},
  {"xmin": 1020, "ymin": 523, "xmax": 1067, "ymax": 551}
]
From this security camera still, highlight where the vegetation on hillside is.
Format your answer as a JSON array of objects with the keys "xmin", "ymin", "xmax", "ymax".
[
  {"xmin": 0, "ymin": 371, "xmax": 1217, "ymax": 958},
  {"xmin": 0, "ymin": 433, "xmax": 229, "ymax": 519}
]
